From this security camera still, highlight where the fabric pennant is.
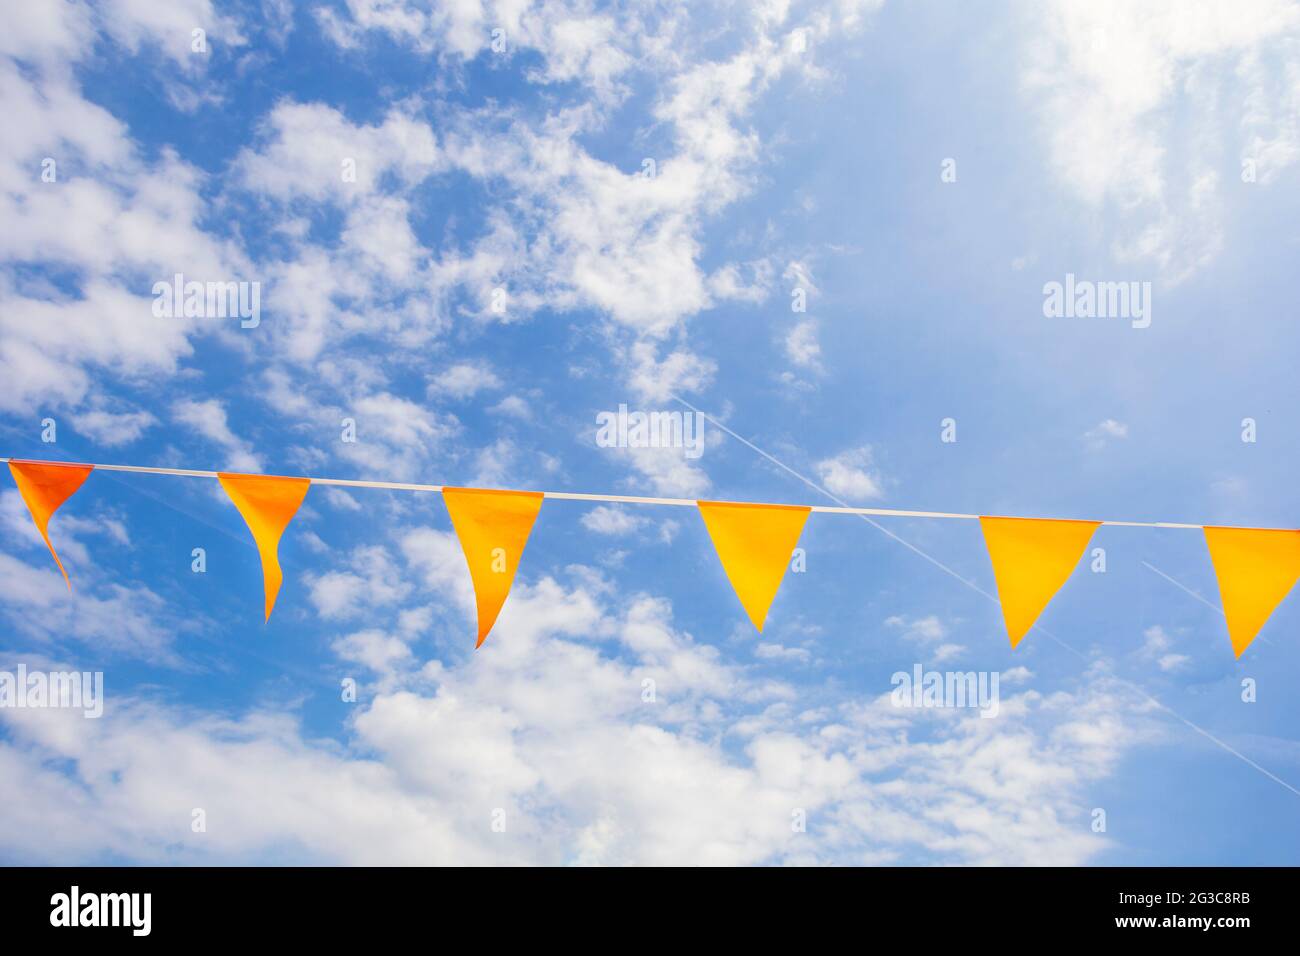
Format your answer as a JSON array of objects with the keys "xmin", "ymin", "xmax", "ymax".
[
  {"xmin": 442, "ymin": 487, "xmax": 544, "ymax": 647},
  {"xmin": 698, "ymin": 500, "xmax": 811, "ymax": 632},
  {"xmin": 979, "ymin": 515, "xmax": 1100, "ymax": 648},
  {"xmin": 1203, "ymin": 526, "xmax": 1300, "ymax": 658},
  {"xmin": 8, "ymin": 460, "xmax": 95, "ymax": 589},
  {"xmin": 218, "ymin": 472, "xmax": 311, "ymax": 621}
]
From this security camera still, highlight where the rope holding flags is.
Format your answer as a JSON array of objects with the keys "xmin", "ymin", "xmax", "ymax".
[{"xmin": 3, "ymin": 456, "xmax": 1299, "ymax": 659}]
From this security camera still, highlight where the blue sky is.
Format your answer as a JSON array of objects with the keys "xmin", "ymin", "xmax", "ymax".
[{"xmin": 1, "ymin": 0, "xmax": 1299, "ymax": 865}]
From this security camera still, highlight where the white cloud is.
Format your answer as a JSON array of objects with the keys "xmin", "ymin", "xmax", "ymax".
[
  {"xmin": 428, "ymin": 362, "xmax": 502, "ymax": 399},
  {"xmin": 74, "ymin": 407, "xmax": 158, "ymax": 447},
  {"xmin": 581, "ymin": 505, "xmax": 646, "ymax": 536},
  {"xmin": 885, "ymin": 615, "xmax": 966, "ymax": 661},
  {"xmin": 816, "ymin": 446, "xmax": 885, "ymax": 501},
  {"xmin": 1023, "ymin": 0, "xmax": 1300, "ymax": 278},
  {"xmin": 0, "ymin": 4, "xmax": 251, "ymax": 413},
  {"xmin": 621, "ymin": 445, "xmax": 711, "ymax": 498},
  {"xmin": 97, "ymin": 0, "xmax": 246, "ymax": 67},
  {"xmin": 490, "ymin": 395, "xmax": 532, "ymax": 419},
  {"xmin": 172, "ymin": 399, "xmax": 261, "ymax": 472},
  {"xmin": 1158, "ymin": 653, "xmax": 1191, "ymax": 672},
  {"xmin": 340, "ymin": 392, "xmax": 460, "ymax": 480},
  {"xmin": 784, "ymin": 319, "xmax": 822, "ymax": 370},
  {"xmin": 332, "ymin": 627, "xmax": 414, "ymax": 674},
  {"xmin": 755, "ymin": 642, "xmax": 812, "ymax": 663},
  {"xmin": 0, "ymin": 584, "xmax": 1157, "ymax": 864},
  {"xmin": 1, "ymin": 490, "xmax": 129, "ymax": 571},
  {"xmin": 307, "ymin": 1, "xmax": 887, "ymax": 345},
  {"xmin": 886, "ymin": 615, "xmax": 949, "ymax": 642},
  {"xmin": 234, "ymin": 102, "xmax": 439, "ymax": 203},
  {"xmin": 469, "ymin": 438, "xmax": 519, "ymax": 487},
  {"xmin": 708, "ymin": 260, "xmax": 773, "ymax": 304},
  {"xmin": 322, "ymin": 488, "xmax": 362, "ymax": 512},
  {"xmin": 0, "ymin": 551, "xmax": 181, "ymax": 666},
  {"xmin": 783, "ymin": 259, "xmax": 818, "ymax": 298},
  {"xmin": 1083, "ymin": 418, "xmax": 1129, "ymax": 450},
  {"xmin": 626, "ymin": 343, "xmax": 716, "ymax": 403},
  {"xmin": 319, "ymin": 0, "xmax": 637, "ymax": 101},
  {"xmin": 1141, "ymin": 624, "xmax": 1172, "ymax": 655},
  {"xmin": 1141, "ymin": 625, "xmax": 1190, "ymax": 671},
  {"xmin": 306, "ymin": 545, "xmax": 410, "ymax": 620}
]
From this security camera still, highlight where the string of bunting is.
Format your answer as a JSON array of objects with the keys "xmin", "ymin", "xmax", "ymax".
[{"xmin": 5, "ymin": 457, "xmax": 1299, "ymax": 657}]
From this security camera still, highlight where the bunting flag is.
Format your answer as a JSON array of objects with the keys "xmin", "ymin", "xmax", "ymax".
[
  {"xmin": 1203, "ymin": 526, "xmax": 1300, "ymax": 658},
  {"xmin": 218, "ymin": 472, "xmax": 311, "ymax": 621},
  {"xmin": 7, "ymin": 455, "xmax": 1300, "ymax": 663},
  {"xmin": 979, "ymin": 516, "xmax": 1101, "ymax": 648},
  {"xmin": 698, "ymin": 500, "xmax": 811, "ymax": 632},
  {"xmin": 442, "ymin": 487, "xmax": 544, "ymax": 647},
  {"xmin": 8, "ymin": 460, "xmax": 95, "ymax": 589}
]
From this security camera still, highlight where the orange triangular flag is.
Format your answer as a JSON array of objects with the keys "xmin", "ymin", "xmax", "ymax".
[
  {"xmin": 442, "ymin": 487, "xmax": 544, "ymax": 647},
  {"xmin": 218, "ymin": 472, "xmax": 311, "ymax": 621},
  {"xmin": 980, "ymin": 516, "xmax": 1100, "ymax": 648},
  {"xmin": 698, "ymin": 500, "xmax": 811, "ymax": 632},
  {"xmin": 8, "ymin": 460, "xmax": 94, "ymax": 589},
  {"xmin": 1204, "ymin": 526, "xmax": 1300, "ymax": 658}
]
